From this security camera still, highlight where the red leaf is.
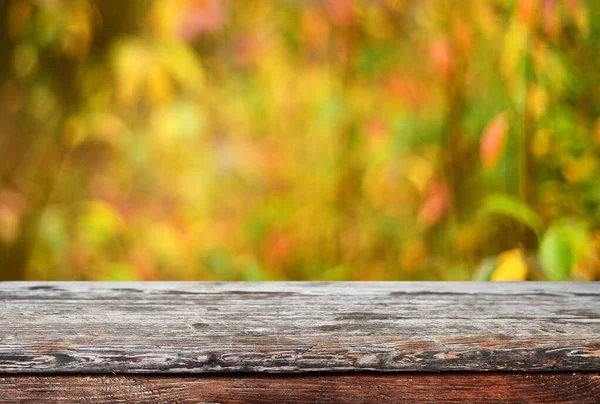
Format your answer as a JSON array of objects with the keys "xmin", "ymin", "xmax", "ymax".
[
  {"xmin": 542, "ymin": 0, "xmax": 559, "ymax": 39},
  {"xmin": 178, "ymin": 0, "xmax": 225, "ymax": 40},
  {"xmin": 480, "ymin": 112, "xmax": 509, "ymax": 171}
]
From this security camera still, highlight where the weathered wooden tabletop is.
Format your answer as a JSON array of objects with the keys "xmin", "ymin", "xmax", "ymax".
[{"xmin": 1, "ymin": 282, "xmax": 599, "ymax": 403}]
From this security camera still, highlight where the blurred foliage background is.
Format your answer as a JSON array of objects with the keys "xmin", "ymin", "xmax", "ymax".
[{"xmin": 0, "ymin": 0, "xmax": 599, "ymax": 281}]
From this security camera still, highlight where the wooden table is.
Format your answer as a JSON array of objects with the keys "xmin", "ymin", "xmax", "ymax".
[{"xmin": 1, "ymin": 282, "xmax": 599, "ymax": 403}]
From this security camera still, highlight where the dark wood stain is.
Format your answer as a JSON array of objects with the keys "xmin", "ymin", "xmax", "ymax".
[
  {"xmin": 1, "ymin": 373, "xmax": 599, "ymax": 403},
  {"xmin": 26, "ymin": 285, "xmax": 62, "ymax": 291}
]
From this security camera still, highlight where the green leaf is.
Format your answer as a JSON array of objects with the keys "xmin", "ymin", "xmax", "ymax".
[
  {"xmin": 538, "ymin": 229, "xmax": 572, "ymax": 280},
  {"xmin": 538, "ymin": 220, "xmax": 592, "ymax": 281},
  {"xmin": 106, "ymin": 263, "xmax": 137, "ymax": 281},
  {"xmin": 320, "ymin": 265, "xmax": 351, "ymax": 281},
  {"xmin": 241, "ymin": 262, "xmax": 267, "ymax": 281},
  {"xmin": 479, "ymin": 194, "xmax": 544, "ymax": 237}
]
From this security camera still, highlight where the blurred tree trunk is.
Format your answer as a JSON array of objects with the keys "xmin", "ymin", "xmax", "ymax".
[
  {"xmin": 0, "ymin": 1, "xmax": 150, "ymax": 280},
  {"xmin": 333, "ymin": 15, "xmax": 364, "ymax": 268}
]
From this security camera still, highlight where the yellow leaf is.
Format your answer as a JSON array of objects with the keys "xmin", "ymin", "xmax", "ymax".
[
  {"xmin": 399, "ymin": 238, "xmax": 427, "ymax": 273},
  {"xmin": 159, "ymin": 40, "xmax": 205, "ymax": 95},
  {"xmin": 532, "ymin": 129, "xmax": 551, "ymax": 158},
  {"xmin": 113, "ymin": 40, "xmax": 148, "ymax": 107},
  {"xmin": 149, "ymin": 0, "xmax": 180, "ymax": 38},
  {"xmin": 561, "ymin": 154, "xmax": 597, "ymax": 184},
  {"xmin": 362, "ymin": 4, "xmax": 393, "ymax": 40},
  {"xmin": 452, "ymin": 224, "xmax": 481, "ymax": 254},
  {"xmin": 404, "ymin": 155, "xmax": 435, "ymax": 196},
  {"xmin": 63, "ymin": 116, "xmax": 87, "ymax": 148},
  {"xmin": 473, "ymin": 1, "xmax": 500, "ymax": 39},
  {"xmin": 527, "ymin": 85, "xmax": 548, "ymax": 118},
  {"xmin": 62, "ymin": 8, "xmax": 92, "ymax": 59},
  {"xmin": 501, "ymin": 19, "xmax": 528, "ymax": 79},
  {"xmin": 146, "ymin": 63, "xmax": 173, "ymax": 106},
  {"xmin": 491, "ymin": 249, "xmax": 528, "ymax": 281},
  {"xmin": 566, "ymin": 0, "xmax": 589, "ymax": 37}
]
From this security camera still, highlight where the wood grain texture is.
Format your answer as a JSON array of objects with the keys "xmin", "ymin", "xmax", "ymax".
[
  {"xmin": 1, "ymin": 373, "xmax": 600, "ymax": 403},
  {"xmin": 1, "ymin": 282, "xmax": 599, "ymax": 373}
]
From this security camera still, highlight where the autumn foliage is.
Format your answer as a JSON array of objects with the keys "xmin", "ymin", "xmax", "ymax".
[{"xmin": 0, "ymin": 0, "xmax": 599, "ymax": 281}]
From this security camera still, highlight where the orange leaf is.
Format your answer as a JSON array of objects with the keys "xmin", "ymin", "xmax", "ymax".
[
  {"xmin": 429, "ymin": 38, "xmax": 454, "ymax": 80},
  {"xmin": 323, "ymin": 0, "xmax": 354, "ymax": 28},
  {"xmin": 518, "ymin": 0, "xmax": 539, "ymax": 28},
  {"xmin": 480, "ymin": 112, "xmax": 509, "ymax": 171},
  {"xmin": 418, "ymin": 180, "xmax": 450, "ymax": 227}
]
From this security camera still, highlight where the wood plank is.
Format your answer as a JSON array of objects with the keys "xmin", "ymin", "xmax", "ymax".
[
  {"xmin": 1, "ymin": 373, "xmax": 599, "ymax": 403},
  {"xmin": 1, "ymin": 282, "xmax": 599, "ymax": 373}
]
